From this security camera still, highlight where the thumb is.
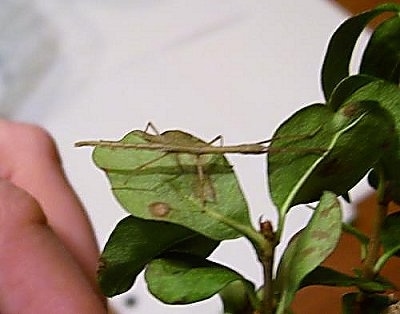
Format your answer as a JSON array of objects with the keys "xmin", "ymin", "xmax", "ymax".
[{"xmin": 0, "ymin": 179, "xmax": 106, "ymax": 314}]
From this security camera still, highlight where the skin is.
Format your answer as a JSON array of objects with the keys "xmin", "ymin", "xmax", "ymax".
[{"xmin": 0, "ymin": 120, "xmax": 106, "ymax": 313}]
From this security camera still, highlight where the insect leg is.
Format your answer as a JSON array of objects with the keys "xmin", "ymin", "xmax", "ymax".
[
  {"xmin": 208, "ymin": 135, "xmax": 224, "ymax": 146},
  {"xmin": 144, "ymin": 122, "xmax": 161, "ymax": 135},
  {"xmin": 195, "ymin": 154, "xmax": 206, "ymax": 207},
  {"xmin": 122, "ymin": 152, "xmax": 169, "ymax": 185}
]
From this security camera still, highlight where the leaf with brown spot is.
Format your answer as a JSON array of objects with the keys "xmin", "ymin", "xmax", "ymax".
[
  {"xmin": 275, "ymin": 192, "xmax": 342, "ymax": 314},
  {"xmin": 268, "ymin": 101, "xmax": 395, "ymax": 219},
  {"xmin": 148, "ymin": 202, "xmax": 171, "ymax": 217},
  {"xmin": 92, "ymin": 129, "xmax": 251, "ymax": 240},
  {"xmin": 311, "ymin": 230, "xmax": 331, "ymax": 241}
]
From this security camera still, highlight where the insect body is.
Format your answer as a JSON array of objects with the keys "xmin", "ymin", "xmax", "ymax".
[
  {"xmin": 76, "ymin": 123, "xmax": 325, "ymax": 240},
  {"xmin": 76, "ymin": 124, "xmax": 323, "ymax": 209}
]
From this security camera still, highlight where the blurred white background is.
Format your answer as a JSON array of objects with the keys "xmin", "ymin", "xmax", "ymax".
[{"xmin": 1, "ymin": 1, "xmax": 370, "ymax": 313}]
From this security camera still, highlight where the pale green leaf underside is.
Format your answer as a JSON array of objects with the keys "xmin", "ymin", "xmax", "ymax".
[
  {"xmin": 275, "ymin": 192, "xmax": 342, "ymax": 314},
  {"xmin": 93, "ymin": 130, "xmax": 251, "ymax": 240}
]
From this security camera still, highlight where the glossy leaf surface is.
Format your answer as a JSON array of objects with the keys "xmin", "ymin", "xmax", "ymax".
[
  {"xmin": 360, "ymin": 15, "xmax": 400, "ymax": 84},
  {"xmin": 98, "ymin": 215, "xmax": 219, "ymax": 296},
  {"xmin": 268, "ymin": 101, "xmax": 393, "ymax": 215},
  {"xmin": 327, "ymin": 74, "xmax": 378, "ymax": 111},
  {"xmin": 321, "ymin": 3, "xmax": 400, "ymax": 99},
  {"xmin": 299, "ymin": 266, "xmax": 356, "ymax": 289},
  {"xmin": 345, "ymin": 80, "xmax": 400, "ymax": 203},
  {"xmin": 300, "ymin": 266, "xmax": 392, "ymax": 292}
]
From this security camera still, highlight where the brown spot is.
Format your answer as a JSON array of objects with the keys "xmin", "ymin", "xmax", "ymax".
[
  {"xmin": 311, "ymin": 230, "xmax": 331, "ymax": 240},
  {"xmin": 148, "ymin": 202, "xmax": 171, "ymax": 217},
  {"xmin": 317, "ymin": 157, "xmax": 341, "ymax": 177},
  {"xmin": 341, "ymin": 102, "xmax": 360, "ymax": 118},
  {"xmin": 319, "ymin": 203, "xmax": 336, "ymax": 218},
  {"xmin": 301, "ymin": 247, "xmax": 317, "ymax": 257}
]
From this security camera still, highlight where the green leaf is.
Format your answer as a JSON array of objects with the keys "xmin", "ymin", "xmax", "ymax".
[
  {"xmin": 167, "ymin": 233, "xmax": 221, "ymax": 258},
  {"xmin": 356, "ymin": 279, "xmax": 392, "ymax": 293},
  {"xmin": 342, "ymin": 293, "xmax": 357, "ymax": 314},
  {"xmin": 360, "ymin": 15, "xmax": 400, "ymax": 84},
  {"xmin": 342, "ymin": 223, "xmax": 369, "ymax": 259},
  {"xmin": 342, "ymin": 293, "xmax": 393, "ymax": 314},
  {"xmin": 219, "ymin": 280, "xmax": 256, "ymax": 314},
  {"xmin": 300, "ymin": 266, "xmax": 392, "ymax": 293},
  {"xmin": 98, "ymin": 215, "xmax": 219, "ymax": 297},
  {"xmin": 144, "ymin": 254, "xmax": 255, "ymax": 305},
  {"xmin": 328, "ymin": 74, "xmax": 378, "ymax": 111},
  {"xmin": 381, "ymin": 212, "xmax": 400, "ymax": 258},
  {"xmin": 92, "ymin": 129, "xmax": 252, "ymax": 240},
  {"xmin": 321, "ymin": 3, "xmax": 400, "ymax": 99},
  {"xmin": 345, "ymin": 80, "xmax": 400, "ymax": 203},
  {"xmin": 275, "ymin": 192, "xmax": 342, "ymax": 314},
  {"xmin": 268, "ymin": 101, "xmax": 394, "ymax": 216},
  {"xmin": 268, "ymin": 103, "xmax": 330, "ymax": 212},
  {"xmin": 299, "ymin": 266, "xmax": 356, "ymax": 289}
]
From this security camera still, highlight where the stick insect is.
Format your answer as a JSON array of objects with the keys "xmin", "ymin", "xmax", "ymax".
[{"xmin": 76, "ymin": 123, "xmax": 323, "ymax": 207}]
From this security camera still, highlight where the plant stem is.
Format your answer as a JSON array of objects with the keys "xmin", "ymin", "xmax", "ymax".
[
  {"xmin": 202, "ymin": 207, "xmax": 266, "ymax": 249},
  {"xmin": 342, "ymin": 222, "xmax": 369, "ymax": 259},
  {"xmin": 207, "ymin": 208, "xmax": 277, "ymax": 313},
  {"xmin": 374, "ymin": 243, "xmax": 400, "ymax": 274},
  {"xmin": 261, "ymin": 249, "xmax": 275, "ymax": 314},
  {"xmin": 342, "ymin": 222, "xmax": 369, "ymax": 245},
  {"xmin": 200, "ymin": 204, "xmax": 279, "ymax": 313},
  {"xmin": 355, "ymin": 168, "xmax": 390, "ymax": 313},
  {"xmin": 361, "ymin": 168, "xmax": 389, "ymax": 280},
  {"xmin": 259, "ymin": 220, "xmax": 276, "ymax": 314}
]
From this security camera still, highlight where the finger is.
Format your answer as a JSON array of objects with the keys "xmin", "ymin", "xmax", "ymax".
[
  {"xmin": 0, "ymin": 179, "xmax": 106, "ymax": 314},
  {"xmin": 0, "ymin": 120, "xmax": 99, "ymax": 284}
]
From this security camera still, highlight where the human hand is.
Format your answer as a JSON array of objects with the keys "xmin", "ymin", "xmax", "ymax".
[{"xmin": 0, "ymin": 120, "xmax": 106, "ymax": 313}]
